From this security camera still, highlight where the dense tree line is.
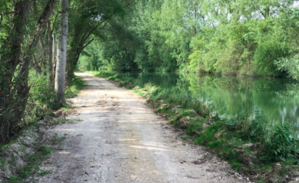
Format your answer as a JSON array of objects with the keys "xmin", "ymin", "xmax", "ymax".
[
  {"xmin": 0, "ymin": 0, "xmax": 132, "ymax": 144},
  {"xmin": 1, "ymin": 0, "xmax": 299, "ymax": 144},
  {"xmin": 81, "ymin": 0, "xmax": 299, "ymax": 79}
]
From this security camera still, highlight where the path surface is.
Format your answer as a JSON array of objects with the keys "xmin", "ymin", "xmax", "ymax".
[{"xmin": 37, "ymin": 73, "xmax": 249, "ymax": 183}]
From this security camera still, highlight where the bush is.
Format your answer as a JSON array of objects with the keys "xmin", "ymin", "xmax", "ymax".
[
  {"xmin": 265, "ymin": 124, "xmax": 294, "ymax": 161},
  {"xmin": 65, "ymin": 76, "xmax": 86, "ymax": 98},
  {"xmin": 254, "ymin": 40, "xmax": 290, "ymax": 76},
  {"xmin": 275, "ymin": 54, "xmax": 299, "ymax": 80},
  {"xmin": 29, "ymin": 74, "xmax": 59, "ymax": 110}
]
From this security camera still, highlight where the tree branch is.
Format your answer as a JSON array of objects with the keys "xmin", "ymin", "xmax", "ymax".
[
  {"xmin": 2, "ymin": 11, "xmax": 19, "ymax": 15},
  {"xmin": 123, "ymin": 0, "xmax": 136, "ymax": 9},
  {"xmin": 0, "ymin": 12, "xmax": 3, "ymax": 27},
  {"xmin": 77, "ymin": 0, "xmax": 135, "ymax": 54},
  {"xmin": 81, "ymin": 38, "xmax": 94, "ymax": 51},
  {"xmin": 81, "ymin": 18, "xmax": 110, "ymax": 47},
  {"xmin": 51, "ymin": 11, "xmax": 59, "ymax": 33}
]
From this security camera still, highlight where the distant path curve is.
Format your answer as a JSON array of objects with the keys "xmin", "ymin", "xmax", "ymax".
[{"xmin": 37, "ymin": 73, "xmax": 249, "ymax": 183}]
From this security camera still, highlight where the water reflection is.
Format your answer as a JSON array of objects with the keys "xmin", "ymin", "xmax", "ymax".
[{"xmin": 116, "ymin": 72, "xmax": 299, "ymax": 132}]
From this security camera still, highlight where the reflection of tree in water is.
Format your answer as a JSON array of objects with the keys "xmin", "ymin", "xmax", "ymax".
[
  {"xmin": 186, "ymin": 74, "xmax": 299, "ymax": 133},
  {"xmin": 117, "ymin": 72, "xmax": 179, "ymax": 88},
  {"xmin": 116, "ymin": 72, "xmax": 299, "ymax": 134}
]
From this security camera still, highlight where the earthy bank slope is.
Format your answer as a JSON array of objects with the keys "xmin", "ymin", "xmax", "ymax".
[{"xmin": 34, "ymin": 73, "xmax": 249, "ymax": 183}]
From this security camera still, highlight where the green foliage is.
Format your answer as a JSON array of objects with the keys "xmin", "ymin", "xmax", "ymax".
[
  {"xmin": 77, "ymin": 40, "xmax": 104, "ymax": 72},
  {"xmin": 8, "ymin": 144, "xmax": 53, "ymax": 182},
  {"xmin": 9, "ymin": 176, "xmax": 22, "ymax": 183},
  {"xmin": 39, "ymin": 145, "xmax": 52, "ymax": 154},
  {"xmin": 39, "ymin": 169, "xmax": 52, "ymax": 176},
  {"xmin": 242, "ymin": 115, "xmax": 267, "ymax": 143},
  {"xmin": 76, "ymin": 0, "xmax": 299, "ymax": 78},
  {"xmin": 254, "ymin": 40, "xmax": 289, "ymax": 76},
  {"xmin": 0, "ymin": 140, "xmax": 17, "ymax": 150},
  {"xmin": 51, "ymin": 133, "xmax": 66, "ymax": 144},
  {"xmin": 265, "ymin": 124, "xmax": 294, "ymax": 161},
  {"xmin": 54, "ymin": 118, "xmax": 67, "ymax": 124},
  {"xmin": 275, "ymin": 54, "xmax": 299, "ymax": 79},
  {"xmin": 0, "ymin": 158, "xmax": 6, "ymax": 165},
  {"xmin": 29, "ymin": 73, "xmax": 59, "ymax": 110},
  {"xmin": 93, "ymin": 71, "xmax": 299, "ymax": 178},
  {"xmin": 65, "ymin": 76, "xmax": 86, "ymax": 98}
]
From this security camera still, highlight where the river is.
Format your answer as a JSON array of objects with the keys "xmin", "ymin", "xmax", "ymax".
[{"xmin": 115, "ymin": 72, "xmax": 299, "ymax": 135}]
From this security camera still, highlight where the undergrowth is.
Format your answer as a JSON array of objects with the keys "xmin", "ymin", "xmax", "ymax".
[
  {"xmin": 65, "ymin": 76, "xmax": 86, "ymax": 98},
  {"xmin": 8, "ymin": 132, "xmax": 67, "ymax": 182},
  {"xmin": 9, "ymin": 145, "xmax": 53, "ymax": 183}
]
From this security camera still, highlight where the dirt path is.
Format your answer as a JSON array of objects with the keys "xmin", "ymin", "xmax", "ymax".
[{"xmin": 36, "ymin": 73, "xmax": 250, "ymax": 183}]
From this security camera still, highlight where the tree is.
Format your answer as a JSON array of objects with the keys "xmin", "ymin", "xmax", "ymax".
[
  {"xmin": 0, "ymin": 0, "xmax": 57, "ymax": 143},
  {"xmin": 55, "ymin": 0, "xmax": 68, "ymax": 105},
  {"xmin": 66, "ymin": 0, "xmax": 130, "ymax": 83}
]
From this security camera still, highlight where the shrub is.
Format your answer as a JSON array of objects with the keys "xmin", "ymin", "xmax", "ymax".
[
  {"xmin": 29, "ymin": 73, "xmax": 59, "ymax": 110},
  {"xmin": 265, "ymin": 124, "xmax": 294, "ymax": 161}
]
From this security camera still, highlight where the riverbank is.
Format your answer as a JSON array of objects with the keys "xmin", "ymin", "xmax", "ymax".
[
  {"xmin": 0, "ymin": 76, "xmax": 85, "ymax": 182},
  {"xmin": 25, "ymin": 73, "xmax": 250, "ymax": 183},
  {"xmin": 89, "ymin": 71, "xmax": 299, "ymax": 183}
]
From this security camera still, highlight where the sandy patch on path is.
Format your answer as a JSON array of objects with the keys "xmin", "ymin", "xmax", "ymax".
[{"xmin": 35, "ymin": 73, "xmax": 250, "ymax": 183}]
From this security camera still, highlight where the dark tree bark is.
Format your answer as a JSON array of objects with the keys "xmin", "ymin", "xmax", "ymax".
[
  {"xmin": 0, "ymin": 0, "xmax": 57, "ymax": 144},
  {"xmin": 0, "ymin": 0, "xmax": 31, "ymax": 143},
  {"xmin": 48, "ymin": 22, "xmax": 55, "ymax": 86}
]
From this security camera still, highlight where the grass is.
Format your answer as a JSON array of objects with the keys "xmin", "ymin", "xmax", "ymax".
[
  {"xmin": 0, "ymin": 75, "xmax": 86, "ymax": 182},
  {"xmin": 6, "ymin": 132, "xmax": 68, "ymax": 182},
  {"xmin": 90, "ymin": 71, "xmax": 299, "ymax": 181},
  {"xmin": 0, "ymin": 140, "xmax": 17, "ymax": 151},
  {"xmin": 6, "ymin": 134, "xmax": 66, "ymax": 182},
  {"xmin": 8, "ymin": 145, "xmax": 53, "ymax": 183},
  {"xmin": 60, "ymin": 107, "xmax": 73, "ymax": 112},
  {"xmin": 51, "ymin": 133, "xmax": 66, "ymax": 144},
  {"xmin": 65, "ymin": 76, "xmax": 86, "ymax": 98},
  {"xmin": 0, "ymin": 158, "xmax": 6, "ymax": 165},
  {"xmin": 54, "ymin": 117, "xmax": 67, "ymax": 124}
]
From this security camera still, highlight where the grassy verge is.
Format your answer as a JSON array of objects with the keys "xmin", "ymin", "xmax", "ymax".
[
  {"xmin": 65, "ymin": 76, "xmax": 86, "ymax": 98},
  {"xmin": 90, "ymin": 71, "xmax": 299, "ymax": 182},
  {"xmin": 1, "ymin": 123, "xmax": 69, "ymax": 183},
  {"xmin": 9, "ymin": 145, "xmax": 53, "ymax": 183},
  {"xmin": 0, "ymin": 75, "xmax": 85, "ymax": 182}
]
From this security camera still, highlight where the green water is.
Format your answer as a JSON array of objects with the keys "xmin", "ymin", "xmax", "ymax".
[{"xmin": 117, "ymin": 72, "xmax": 299, "ymax": 133}]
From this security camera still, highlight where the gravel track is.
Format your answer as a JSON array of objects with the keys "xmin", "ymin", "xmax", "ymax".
[{"xmin": 36, "ymin": 73, "xmax": 249, "ymax": 183}]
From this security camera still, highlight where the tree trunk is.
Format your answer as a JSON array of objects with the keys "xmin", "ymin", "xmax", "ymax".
[
  {"xmin": 53, "ymin": 33, "xmax": 57, "ymax": 80},
  {"xmin": 0, "ymin": 0, "xmax": 57, "ymax": 144},
  {"xmin": 48, "ymin": 22, "xmax": 54, "ymax": 87},
  {"xmin": 0, "ymin": 0, "xmax": 31, "ymax": 143},
  {"xmin": 55, "ymin": 0, "xmax": 68, "ymax": 105},
  {"xmin": 13, "ymin": 0, "xmax": 57, "ymax": 127}
]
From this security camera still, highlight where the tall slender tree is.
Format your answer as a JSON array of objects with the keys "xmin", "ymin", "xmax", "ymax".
[{"xmin": 55, "ymin": 0, "xmax": 68, "ymax": 104}]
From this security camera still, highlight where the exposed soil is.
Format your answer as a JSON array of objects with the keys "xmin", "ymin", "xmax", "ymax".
[{"xmin": 34, "ymin": 73, "xmax": 251, "ymax": 183}]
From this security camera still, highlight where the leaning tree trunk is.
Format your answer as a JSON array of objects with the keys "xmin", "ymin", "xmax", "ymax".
[
  {"xmin": 12, "ymin": 0, "xmax": 57, "ymax": 131},
  {"xmin": 0, "ymin": 0, "xmax": 31, "ymax": 143},
  {"xmin": 55, "ymin": 0, "xmax": 68, "ymax": 105},
  {"xmin": 0, "ymin": 0, "xmax": 57, "ymax": 144}
]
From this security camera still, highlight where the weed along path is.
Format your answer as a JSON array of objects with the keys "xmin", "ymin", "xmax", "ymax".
[{"xmin": 36, "ymin": 73, "xmax": 249, "ymax": 183}]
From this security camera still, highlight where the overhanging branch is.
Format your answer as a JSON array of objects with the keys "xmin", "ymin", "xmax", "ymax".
[{"xmin": 82, "ymin": 38, "xmax": 94, "ymax": 51}]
